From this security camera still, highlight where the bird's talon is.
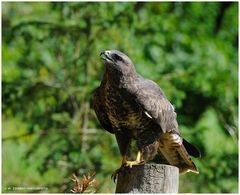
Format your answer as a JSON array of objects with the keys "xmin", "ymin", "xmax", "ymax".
[
  {"xmin": 111, "ymin": 171, "xmax": 118, "ymax": 183},
  {"xmin": 111, "ymin": 166, "xmax": 125, "ymax": 183}
]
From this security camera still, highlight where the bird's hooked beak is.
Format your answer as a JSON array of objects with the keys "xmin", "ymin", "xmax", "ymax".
[{"xmin": 100, "ymin": 50, "xmax": 114, "ymax": 63}]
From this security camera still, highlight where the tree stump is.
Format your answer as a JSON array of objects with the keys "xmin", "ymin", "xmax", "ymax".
[{"xmin": 115, "ymin": 164, "xmax": 179, "ymax": 193}]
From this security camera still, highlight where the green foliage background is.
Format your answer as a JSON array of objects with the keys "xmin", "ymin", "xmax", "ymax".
[{"xmin": 2, "ymin": 2, "xmax": 238, "ymax": 193}]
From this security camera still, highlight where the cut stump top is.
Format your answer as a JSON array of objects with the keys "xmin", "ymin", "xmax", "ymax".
[{"xmin": 115, "ymin": 164, "xmax": 179, "ymax": 193}]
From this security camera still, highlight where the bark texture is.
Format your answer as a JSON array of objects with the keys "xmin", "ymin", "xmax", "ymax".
[{"xmin": 115, "ymin": 164, "xmax": 179, "ymax": 193}]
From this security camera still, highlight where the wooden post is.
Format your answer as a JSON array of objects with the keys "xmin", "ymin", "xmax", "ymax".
[{"xmin": 115, "ymin": 164, "xmax": 179, "ymax": 193}]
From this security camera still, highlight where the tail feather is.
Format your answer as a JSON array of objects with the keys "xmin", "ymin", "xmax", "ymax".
[
  {"xmin": 158, "ymin": 144, "xmax": 199, "ymax": 174},
  {"xmin": 177, "ymin": 145, "xmax": 199, "ymax": 174},
  {"xmin": 183, "ymin": 139, "xmax": 201, "ymax": 158}
]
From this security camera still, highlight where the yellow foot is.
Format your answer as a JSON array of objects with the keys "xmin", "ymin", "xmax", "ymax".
[
  {"xmin": 123, "ymin": 160, "xmax": 145, "ymax": 168},
  {"xmin": 111, "ymin": 160, "xmax": 145, "ymax": 183},
  {"xmin": 111, "ymin": 151, "xmax": 144, "ymax": 183}
]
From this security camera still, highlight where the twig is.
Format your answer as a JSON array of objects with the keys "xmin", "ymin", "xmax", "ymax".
[{"xmin": 70, "ymin": 173, "xmax": 96, "ymax": 193}]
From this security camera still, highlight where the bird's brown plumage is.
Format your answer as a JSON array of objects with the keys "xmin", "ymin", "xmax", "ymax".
[{"xmin": 93, "ymin": 50, "xmax": 201, "ymax": 174}]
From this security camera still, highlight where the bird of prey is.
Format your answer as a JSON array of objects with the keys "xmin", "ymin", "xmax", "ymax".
[{"xmin": 93, "ymin": 50, "xmax": 201, "ymax": 179}]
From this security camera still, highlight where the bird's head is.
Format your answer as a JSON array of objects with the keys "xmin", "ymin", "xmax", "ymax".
[{"xmin": 100, "ymin": 50, "xmax": 136, "ymax": 75}]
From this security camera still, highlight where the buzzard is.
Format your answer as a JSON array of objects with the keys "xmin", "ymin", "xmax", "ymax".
[{"xmin": 93, "ymin": 50, "xmax": 200, "ymax": 179}]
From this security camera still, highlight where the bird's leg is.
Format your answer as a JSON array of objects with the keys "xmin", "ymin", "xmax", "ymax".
[
  {"xmin": 112, "ymin": 133, "xmax": 131, "ymax": 182},
  {"xmin": 123, "ymin": 150, "xmax": 145, "ymax": 168},
  {"xmin": 112, "ymin": 134, "xmax": 145, "ymax": 182},
  {"xmin": 111, "ymin": 155, "xmax": 128, "ymax": 183},
  {"xmin": 111, "ymin": 152, "xmax": 144, "ymax": 183}
]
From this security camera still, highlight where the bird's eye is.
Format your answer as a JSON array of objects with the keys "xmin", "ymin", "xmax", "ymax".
[{"xmin": 113, "ymin": 54, "xmax": 123, "ymax": 61}]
